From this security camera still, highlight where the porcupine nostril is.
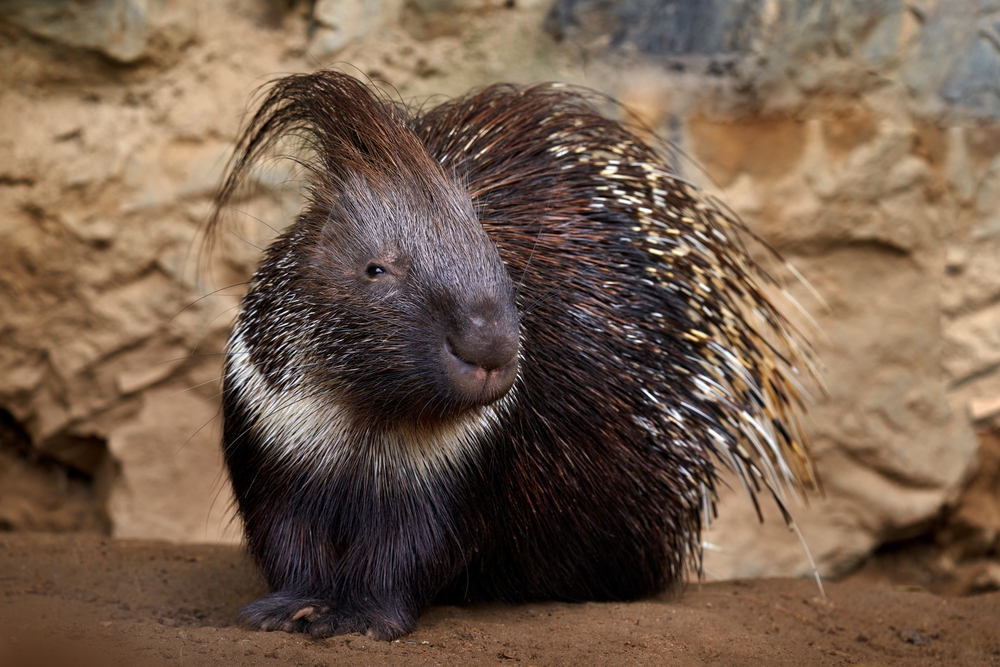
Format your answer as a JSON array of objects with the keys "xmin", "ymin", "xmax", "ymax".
[{"xmin": 444, "ymin": 309, "xmax": 519, "ymax": 407}]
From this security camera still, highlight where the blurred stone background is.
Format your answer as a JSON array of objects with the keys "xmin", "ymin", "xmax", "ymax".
[{"xmin": 0, "ymin": 0, "xmax": 998, "ymax": 593}]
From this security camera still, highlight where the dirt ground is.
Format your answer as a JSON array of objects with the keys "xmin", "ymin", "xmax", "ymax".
[{"xmin": 1, "ymin": 534, "xmax": 998, "ymax": 667}]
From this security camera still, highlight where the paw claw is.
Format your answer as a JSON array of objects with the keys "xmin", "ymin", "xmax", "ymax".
[
  {"xmin": 291, "ymin": 606, "xmax": 316, "ymax": 622},
  {"xmin": 238, "ymin": 592, "xmax": 411, "ymax": 641}
]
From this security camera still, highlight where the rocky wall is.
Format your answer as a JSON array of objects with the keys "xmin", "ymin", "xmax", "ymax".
[{"xmin": 0, "ymin": 0, "xmax": 998, "ymax": 583}]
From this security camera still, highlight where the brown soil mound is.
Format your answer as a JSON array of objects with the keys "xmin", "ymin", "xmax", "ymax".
[{"xmin": 1, "ymin": 533, "xmax": 998, "ymax": 666}]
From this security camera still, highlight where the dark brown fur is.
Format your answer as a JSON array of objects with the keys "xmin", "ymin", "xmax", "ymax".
[{"xmin": 210, "ymin": 71, "xmax": 816, "ymax": 640}]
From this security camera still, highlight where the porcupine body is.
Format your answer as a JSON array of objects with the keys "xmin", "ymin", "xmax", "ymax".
[{"xmin": 211, "ymin": 70, "xmax": 817, "ymax": 640}]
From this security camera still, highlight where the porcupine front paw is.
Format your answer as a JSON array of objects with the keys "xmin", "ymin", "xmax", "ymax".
[{"xmin": 238, "ymin": 592, "xmax": 415, "ymax": 640}]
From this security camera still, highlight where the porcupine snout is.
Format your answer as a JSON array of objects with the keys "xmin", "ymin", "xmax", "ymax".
[{"xmin": 443, "ymin": 298, "xmax": 519, "ymax": 408}]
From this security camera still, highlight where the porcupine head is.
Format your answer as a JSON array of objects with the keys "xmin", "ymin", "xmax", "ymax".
[
  {"xmin": 211, "ymin": 71, "xmax": 819, "ymax": 641},
  {"xmin": 213, "ymin": 74, "xmax": 520, "ymax": 639}
]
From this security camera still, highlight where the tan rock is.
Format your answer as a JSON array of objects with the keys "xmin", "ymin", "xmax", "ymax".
[
  {"xmin": 114, "ymin": 345, "xmax": 191, "ymax": 395},
  {"xmin": 2, "ymin": 0, "xmax": 197, "ymax": 64},
  {"xmin": 942, "ymin": 238, "xmax": 1000, "ymax": 314},
  {"xmin": 943, "ymin": 301, "xmax": 1000, "ymax": 383},
  {"xmin": 707, "ymin": 240, "xmax": 976, "ymax": 579},
  {"xmin": 686, "ymin": 117, "xmax": 807, "ymax": 188},
  {"xmin": 705, "ymin": 446, "xmax": 956, "ymax": 579},
  {"xmin": 972, "ymin": 155, "xmax": 1000, "ymax": 234},
  {"xmin": 968, "ymin": 396, "xmax": 1000, "ymax": 422},
  {"xmin": 106, "ymin": 385, "xmax": 240, "ymax": 544},
  {"xmin": 311, "ymin": 0, "xmax": 405, "ymax": 57},
  {"xmin": 885, "ymin": 154, "xmax": 930, "ymax": 194},
  {"xmin": 944, "ymin": 126, "xmax": 975, "ymax": 204}
]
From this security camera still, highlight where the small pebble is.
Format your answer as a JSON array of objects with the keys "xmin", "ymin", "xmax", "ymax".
[{"xmin": 900, "ymin": 629, "xmax": 929, "ymax": 646}]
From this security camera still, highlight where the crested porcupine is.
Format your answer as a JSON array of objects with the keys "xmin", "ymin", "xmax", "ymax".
[{"xmin": 209, "ymin": 70, "xmax": 819, "ymax": 640}]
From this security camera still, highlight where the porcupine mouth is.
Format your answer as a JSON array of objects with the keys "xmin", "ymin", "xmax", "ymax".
[{"xmin": 443, "ymin": 338, "xmax": 519, "ymax": 409}]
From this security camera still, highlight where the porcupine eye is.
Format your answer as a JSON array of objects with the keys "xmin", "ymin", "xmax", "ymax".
[{"xmin": 365, "ymin": 263, "xmax": 386, "ymax": 279}]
